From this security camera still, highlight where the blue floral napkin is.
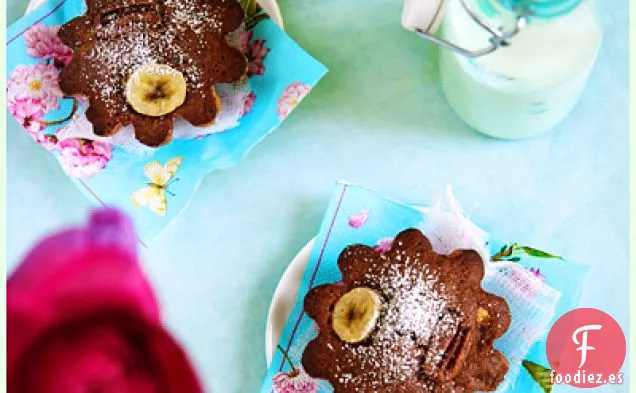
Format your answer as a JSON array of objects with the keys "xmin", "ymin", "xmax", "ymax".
[
  {"xmin": 261, "ymin": 182, "xmax": 590, "ymax": 393},
  {"xmin": 6, "ymin": 0, "xmax": 327, "ymax": 243}
]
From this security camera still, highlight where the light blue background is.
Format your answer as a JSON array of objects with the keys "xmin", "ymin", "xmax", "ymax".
[{"xmin": 7, "ymin": 0, "xmax": 629, "ymax": 392}]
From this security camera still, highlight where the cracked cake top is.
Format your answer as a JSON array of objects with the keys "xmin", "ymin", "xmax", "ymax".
[{"xmin": 302, "ymin": 228, "xmax": 511, "ymax": 392}]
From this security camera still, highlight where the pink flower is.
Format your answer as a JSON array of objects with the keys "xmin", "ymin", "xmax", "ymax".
[
  {"xmin": 247, "ymin": 39, "xmax": 270, "ymax": 76},
  {"xmin": 8, "ymin": 209, "xmax": 203, "ymax": 393},
  {"xmin": 32, "ymin": 132, "xmax": 59, "ymax": 151},
  {"xmin": 374, "ymin": 237, "xmax": 394, "ymax": 254},
  {"xmin": 349, "ymin": 209, "xmax": 369, "ymax": 228},
  {"xmin": 237, "ymin": 29, "xmax": 253, "ymax": 52},
  {"xmin": 8, "ymin": 97, "xmax": 60, "ymax": 150},
  {"xmin": 24, "ymin": 24, "xmax": 73, "ymax": 65},
  {"xmin": 273, "ymin": 368, "xmax": 319, "ymax": 393},
  {"xmin": 241, "ymin": 92, "xmax": 256, "ymax": 116},
  {"xmin": 23, "ymin": 117, "xmax": 45, "ymax": 136},
  {"xmin": 8, "ymin": 97, "xmax": 46, "ymax": 128},
  {"xmin": 239, "ymin": 29, "xmax": 270, "ymax": 76},
  {"xmin": 528, "ymin": 267, "xmax": 546, "ymax": 282},
  {"xmin": 57, "ymin": 138, "xmax": 113, "ymax": 178},
  {"xmin": 277, "ymin": 82, "xmax": 312, "ymax": 121},
  {"xmin": 8, "ymin": 63, "xmax": 63, "ymax": 113}
]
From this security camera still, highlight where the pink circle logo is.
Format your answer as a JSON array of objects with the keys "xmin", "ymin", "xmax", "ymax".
[{"xmin": 546, "ymin": 308, "xmax": 626, "ymax": 388}]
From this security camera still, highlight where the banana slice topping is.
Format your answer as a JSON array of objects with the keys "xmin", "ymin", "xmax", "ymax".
[
  {"xmin": 332, "ymin": 287, "xmax": 382, "ymax": 344},
  {"xmin": 125, "ymin": 63, "xmax": 187, "ymax": 117}
]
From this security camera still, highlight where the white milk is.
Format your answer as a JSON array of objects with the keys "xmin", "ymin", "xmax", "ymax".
[{"xmin": 439, "ymin": 0, "xmax": 602, "ymax": 139}]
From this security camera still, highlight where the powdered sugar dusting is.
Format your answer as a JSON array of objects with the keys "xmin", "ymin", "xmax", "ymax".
[
  {"xmin": 163, "ymin": 0, "xmax": 226, "ymax": 35},
  {"xmin": 85, "ymin": 25, "xmax": 203, "ymax": 111},
  {"xmin": 333, "ymin": 250, "xmax": 462, "ymax": 390},
  {"xmin": 74, "ymin": 0, "xmax": 241, "ymax": 114}
]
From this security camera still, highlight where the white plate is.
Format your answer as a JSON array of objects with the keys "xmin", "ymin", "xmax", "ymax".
[
  {"xmin": 265, "ymin": 239, "xmax": 314, "ymax": 365},
  {"xmin": 26, "ymin": 0, "xmax": 285, "ymax": 30}
]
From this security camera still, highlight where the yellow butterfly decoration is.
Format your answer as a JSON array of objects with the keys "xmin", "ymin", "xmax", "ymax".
[{"xmin": 131, "ymin": 157, "xmax": 183, "ymax": 216}]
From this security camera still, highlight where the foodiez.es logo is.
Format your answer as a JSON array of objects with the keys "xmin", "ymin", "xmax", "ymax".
[
  {"xmin": 573, "ymin": 324, "xmax": 602, "ymax": 368},
  {"xmin": 546, "ymin": 308, "xmax": 626, "ymax": 388}
]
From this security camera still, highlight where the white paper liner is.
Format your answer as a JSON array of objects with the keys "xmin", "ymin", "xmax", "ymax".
[
  {"xmin": 484, "ymin": 262, "xmax": 561, "ymax": 392},
  {"xmin": 420, "ymin": 186, "xmax": 561, "ymax": 392},
  {"xmin": 418, "ymin": 185, "xmax": 491, "ymax": 264},
  {"xmin": 173, "ymin": 82, "xmax": 252, "ymax": 139}
]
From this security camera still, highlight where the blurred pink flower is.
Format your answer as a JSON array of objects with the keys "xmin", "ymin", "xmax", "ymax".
[
  {"xmin": 57, "ymin": 138, "xmax": 113, "ymax": 178},
  {"xmin": 239, "ymin": 29, "xmax": 270, "ymax": 76},
  {"xmin": 7, "ymin": 209, "xmax": 203, "ymax": 393},
  {"xmin": 277, "ymin": 82, "xmax": 311, "ymax": 121},
  {"xmin": 24, "ymin": 24, "xmax": 73, "ymax": 65},
  {"xmin": 8, "ymin": 63, "xmax": 63, "ymax": 113},
  {"xmin": 241, "ymin": 92, "xmax": 256, "ymax": 116},
  {"xmin": 374, "ymin": 237, "xmax": 394, "ymax": 254},
  {"xmin": 273, "ymin": 368, "xmax": 319, "ymax": 393}
]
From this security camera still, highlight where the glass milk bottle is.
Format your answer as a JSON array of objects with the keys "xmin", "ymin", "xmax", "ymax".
[{"xmin": 402, "ymin": 0, "xmax": 602, "ymax": 139}]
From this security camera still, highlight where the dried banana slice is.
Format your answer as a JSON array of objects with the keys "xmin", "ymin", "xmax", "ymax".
[
  {"xmin": 125, "ymin": 63, "xmax": 187, "ymax": 117},
  {"xmin": 332, "ymin": 287, "xmax": 382, "ymax": 344}
]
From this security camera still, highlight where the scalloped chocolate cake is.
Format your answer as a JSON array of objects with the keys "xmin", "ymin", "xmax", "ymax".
[
  {"xmin": 302, "ymin": 229, "xmax": 511, "ymax": 392},
  {"xmin": 58, "ymin": 0, "xmax": 247, "ymax": 147}
]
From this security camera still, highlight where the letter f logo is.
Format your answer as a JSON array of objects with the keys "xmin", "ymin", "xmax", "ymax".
[{"xmin": 572, "ymin": 324, "xmax": 602, "ymax": 368}]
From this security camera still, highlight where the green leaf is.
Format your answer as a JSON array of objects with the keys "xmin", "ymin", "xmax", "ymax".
[
  {"xmin": 503, "ymin": 243, "xmax": 518, "ymax": 257},
  {"xmin": 521, "ymin": 246, "xmax": 564, "ymax": 260},
  {"xmin": 522, "ymin": 359, "xmax": 554, "ymax": 393},
  {"xmin": 239, "ymin": 0, "xmax": 251, "ymax": 11},
  {"xmin": 492, "ymin": 244, "xmax": 513, "ymax": 261},
  {"xmin": 245, "ymin": 12, "xmax": 270, "ymax": 29},
  {"xmin": 508, "ymin": 257, "xmax": 521, "ymax": 262},
  {"xmin": 240, "ymin": 0, "xmax": 261, "ymax": 18}
]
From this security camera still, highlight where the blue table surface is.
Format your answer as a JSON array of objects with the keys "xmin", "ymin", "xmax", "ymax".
[{"xmin": 7, "ymin": 0, "xmax": 629, "ymax": 392}]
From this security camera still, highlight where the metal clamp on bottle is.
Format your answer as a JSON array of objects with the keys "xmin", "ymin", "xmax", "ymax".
[{"xmin": 402, "ymin": 0, "xmax": 527, "ymax": 58}]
